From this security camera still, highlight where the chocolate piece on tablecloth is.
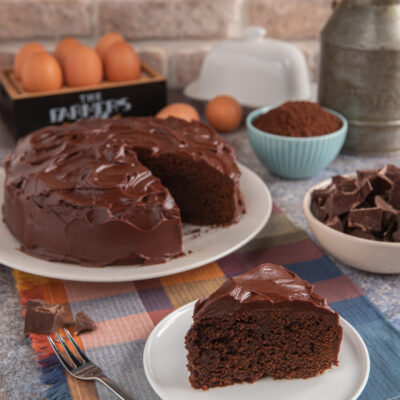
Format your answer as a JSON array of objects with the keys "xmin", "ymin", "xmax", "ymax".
[
  {"xmin": 326, "ymin": 216, "xmax": 344, "ymax": 232},
  {"xmin": 61, "ymin": 307, "xmax": 75, "ymax": 327},
  {"xmin": 24, "ymin": 299, "xmax": 64, "ymax": 335},
  {"xmin": 75, "ymin": 311, "xmax": 96, "ymax": 334},
  {"xmin": 348, "ymin": 208, "xmax": 382, "ymax": 232}
]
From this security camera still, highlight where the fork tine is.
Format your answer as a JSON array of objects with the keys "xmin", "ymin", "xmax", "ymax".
[
  {"xmin": 56, "ymin": 332, "xmax": 82, "ymax": 368},
  {"xmin": 64, "ymin": 328, "xmax": 89, "ymax": 363},
  {"xmin": 48, "ymin": 336, "xmax": 73, "ymax": 372}
]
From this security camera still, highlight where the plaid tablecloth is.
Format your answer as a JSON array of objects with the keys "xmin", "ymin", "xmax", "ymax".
[{"xmin": 14, "ymin": 203, "xmax": 400, "ymax": 400}]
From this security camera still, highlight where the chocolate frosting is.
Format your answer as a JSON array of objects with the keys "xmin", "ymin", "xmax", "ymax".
[
  {"xmin": 3, "ymin": 117, "xmax": 242, "ymax": 266},
  {"xmin": 193, "ymin": 263, "xmax": 335, "ymax": 318}
]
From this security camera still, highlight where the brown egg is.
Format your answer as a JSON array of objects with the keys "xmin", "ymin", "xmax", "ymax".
[
  {"xmin": 104, "ymin": 42, "xmax": 141, "ymax": 82},
  {"xmin": 156, "ymin": 103, "xmax": 200, "ymax": 122},
  {"xmin": 64, "ymin": 45, "xmax": 103, "ymax": 87},
  {"xmin": 21, "ymin": 52, "xmax": 63, "ymax": 92},
  {"xmin": 205, "ymin": 95, "xmax": 243, "ymax": 132},
  {"xmin": 14, "ymin": 42, "xmax": 46, "ymax": 80},
  {"xmin": 96, "ymin": 32, "xmax": 125, "ymax": 60},
  {"xmin": 55, "ymin": 37, "xmax": 81, "ymax": 66}
]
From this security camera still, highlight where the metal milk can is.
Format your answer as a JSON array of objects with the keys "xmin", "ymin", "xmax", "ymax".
[{"xmin": 318, "ymin": 0, "xmax": 400, "ymax": 154}]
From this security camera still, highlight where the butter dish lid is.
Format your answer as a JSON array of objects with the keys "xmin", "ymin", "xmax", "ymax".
[{"xmin": 184, "ymin": 26, "xmax": 311, "ymax": 108}]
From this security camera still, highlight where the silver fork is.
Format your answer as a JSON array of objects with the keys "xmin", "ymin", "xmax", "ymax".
[{"xmin": 48, "ymin": 329, "xmax": 136, "ymax": 400}]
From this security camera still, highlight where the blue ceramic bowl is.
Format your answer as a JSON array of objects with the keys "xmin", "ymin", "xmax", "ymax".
[{"xmin": 246, "ymin": 105, "xmax": 348, "ymax": 179}]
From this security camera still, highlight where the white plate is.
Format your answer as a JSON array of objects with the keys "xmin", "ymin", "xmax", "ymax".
[
  {"xmin": 0, "ymin": 164, "xmax": 272, "ymax": 282},
  {"xmin": 144, "ymin": 301, "xmax": 370, "ymax": 400}
]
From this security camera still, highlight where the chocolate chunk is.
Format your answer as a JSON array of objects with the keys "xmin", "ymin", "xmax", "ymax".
[
  {"xmin": 374, "ymin": 195, "xmax": 398, "ymax": 228},
  {"xmin": 312, "ymin": 165, "xmax": 400, "ymax": 242},
  {"xmin": 75, "ymin": 312, "xmax": 96, "ymax": 334},
  {"xmin": 371, "ymin": 174, "xmax": 393, "ymax": 195},
  {"xmin": 24, "ymin": 299, "xmax": 64, "ymax": 335},
  {"xmin": 312, "ymin": 184, "xmax": 336, "ymax": 207},
  {"xmin": 347, "ymin": 228, "xmax": 376, "ymax": 240},
  {"xmin": 392, "ymin": 215, "xmax": 400, "ymax": 242},
  {"xmin": 379, "ymin": 164, "xmax": 400, "ymax": 182},
  {"xmin": 348, "ymin": 208, "xmax": 382, "ymax": 232},
  {"xmin": 389, "ymin": 180, "xmax": 400, "ymax": 210},
  {"xmin": 332, "ymin": 175, "xmax": 357, "ymax": 192},
  {"xmin": 326, "ymin": 216, "xmax": 343, "ymax": 232},
  {"xmin": 357, "ymin": 169, "xmax": 377, "ymax": 181},
  {"xmin": 324, "ymin": 178, "xmax": 372, "ymax": 219},
  {"xmin": 383, "ymin": 219, "xmax": 397, "ymax": 241},
  {"xmin": 375, "ymin": 195, "xmax": 399, "ymax": 214}
]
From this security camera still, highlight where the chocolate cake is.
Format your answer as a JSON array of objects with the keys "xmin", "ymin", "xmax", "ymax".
[
  {"xmin": 185, "ymin": 263, "xmax": 342, "ymax": 390},
  {"xmin": 3, "ymin": 117, "xmax": 243, "ymax": 266}
]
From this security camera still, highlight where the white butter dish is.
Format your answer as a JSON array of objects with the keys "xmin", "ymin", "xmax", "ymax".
[{"xmin": 184, "ymin": 26, "xmax": 311, "ymax": 108}]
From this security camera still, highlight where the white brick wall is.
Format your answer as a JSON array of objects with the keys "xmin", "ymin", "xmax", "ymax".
[{"xmin": 0, "ymin": 0, "xmax": 329, "ymax": 87}]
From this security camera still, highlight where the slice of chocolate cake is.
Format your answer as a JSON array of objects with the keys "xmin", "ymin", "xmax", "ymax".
[{"xmin": 185, "ymin": 263, "xmax": 342, "ymax": 390}]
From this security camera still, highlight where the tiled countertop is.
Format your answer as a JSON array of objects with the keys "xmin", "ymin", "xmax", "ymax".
[{"xmin": 1, "ymin": 101, "xmax": 400, "ymax": 399}]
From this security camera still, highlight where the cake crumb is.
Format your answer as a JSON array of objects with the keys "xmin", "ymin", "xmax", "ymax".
[{"xmin": 75, "ymin": 311, "xmax": 97, "ymax": 334}]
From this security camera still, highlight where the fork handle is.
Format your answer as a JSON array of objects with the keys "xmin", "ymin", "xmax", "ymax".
[{"xmin": 96, "ymin": 375, "xmax": 136, "ymax": 400}]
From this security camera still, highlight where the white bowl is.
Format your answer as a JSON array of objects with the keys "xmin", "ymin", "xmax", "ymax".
[{"xmin": 303, "ymin": 176, "xmax": 400, "ymax": 274}]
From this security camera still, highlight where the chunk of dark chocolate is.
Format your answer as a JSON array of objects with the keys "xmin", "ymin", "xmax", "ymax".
[
  {"xmin": 375, "ymin": 195, "xmax": 399, "ymax": 215},
  {"xmin": 379, "ymin": 164, "xmax": 400, "ymax": 182},
  {"xmin": 389, "ymin": 180, "xmax": 400, "ymax": 210},
  {"xmin": 311, "ymin": 164, "xmax": 400, "ymax": 242},
  {"xmin": 371, "ymin": 174, "xmax": 393, "ymax": 195},
  {"xmin": 75, "ymin": 311, "xmax": 96, "ymax": 334},
  {"xmin": 347, "ymin": 228, "xmax": 376, "ymax": 240},
  {"xmin": 324, "ymin": 178, "xmax": 372, "ymax": 219},
  {"xmin": 326, "ymin": 216, "xmax": 344, "ymax": 232},
  {"xmin": 24, "ymin": 299, "xmax": 64, "ymax": 335},
  {"xmin": 375, "ymin": 195, "xmax": 398, "ymax": 228},
  {"xmin": 392, "ymin": 215, "xmax": 400, "ymax": 242},
  {"xmin": 332, "ymin": 175, "xmax": 357, "ymax": 192},
  {"xmin": 348, "ymin": 208, "xmax": 382, "ymax": 232},
  {"xmin": 357, "ymin": 169, "xmax": 377, "ymax": 181},
  {"xmin": 312, "ymin": 183, "xmax": 336, "ymax": 207}
]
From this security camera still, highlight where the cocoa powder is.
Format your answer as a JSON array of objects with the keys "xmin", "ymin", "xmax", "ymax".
[{"xmin": 253, "ymin": 101, "xmax": 342, "ymax": 137}]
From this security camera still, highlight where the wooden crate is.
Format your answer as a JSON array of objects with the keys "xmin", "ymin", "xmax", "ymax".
[{"xmin": 0, "ymin": 62, "xmax": 167, "ymax": 139}]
